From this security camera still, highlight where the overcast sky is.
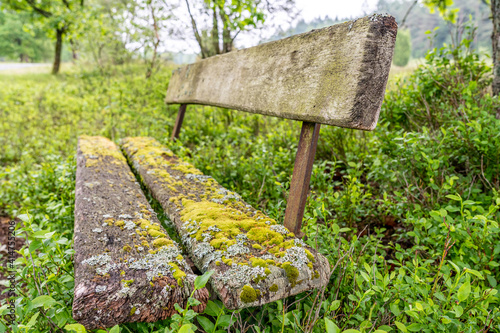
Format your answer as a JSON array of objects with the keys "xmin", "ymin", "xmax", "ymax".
[
  {"xmin": 166, "ymin": 0, "xmax": 380, "ymax": 54},
  {"xmin": 296, "ymin": 0, "xmax": 378, "ymax": 21}
]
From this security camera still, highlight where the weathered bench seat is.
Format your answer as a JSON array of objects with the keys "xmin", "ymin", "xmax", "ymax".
[
  {"xmin": 121, "ymin": 137, "xmax": 331, "ymax": 309},
  {"xmin": 73, "ymin": 136, "xmax": 208, "ymax": 329}
]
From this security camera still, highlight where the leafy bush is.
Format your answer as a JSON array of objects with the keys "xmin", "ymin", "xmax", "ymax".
[
  {"xmin": 393, "ymin": 29, "xmax": 412, "ymax": 67},
  {"xmin": 0, "ymin": 30, "xmax": 499, "ymax": 332}
]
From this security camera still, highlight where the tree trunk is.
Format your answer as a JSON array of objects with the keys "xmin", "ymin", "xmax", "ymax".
[
  {"xmin": 492, "ymin": 0, "xmax": 500, "ymax": 119},
  {"xmin": 211, "ymin": 7, "xmax": 220, "ymax": 55},
  {"xmin": 52, "ymin": 28, "xmax": 64, "ymax": 75}
]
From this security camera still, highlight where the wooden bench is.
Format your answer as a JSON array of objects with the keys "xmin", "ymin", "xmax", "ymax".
[
  {"xmin": 73, "ymin": 14, "xmax": 396, "ymax": 328},
  {"xmin": 123, "ymin": 15, "xmax": 396, "ymax": 308},
  {"xmin": 73, "ymin": 136, "xmax": 209, "ymax": 329}
]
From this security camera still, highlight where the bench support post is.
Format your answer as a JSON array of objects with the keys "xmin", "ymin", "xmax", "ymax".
[
  {"xmin": 171, "ymin": 104, "xmax": 187, "ymax": 141},
  {"xmin": 284, "ymin": 121, "xmax": 321, "ymax": 237}
]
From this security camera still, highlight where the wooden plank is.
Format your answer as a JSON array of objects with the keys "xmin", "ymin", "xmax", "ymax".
[
  {"xmin": 171, "ymin": 104, "xmax": 187, "ymax": 141},
  {"xmin": 121, "ymin": 137, "xmax": 331, "ymax": 310},
  {"xmin": 284, "ymin": 122, "xmax": 321, "ymax": 236},
  {"xmin": 165, "ymin": 14, "xmax": 397, "ymax": 130},
  {"xmin": 73, "ymin": 136, "xmax": 208, "ymax": 330}
]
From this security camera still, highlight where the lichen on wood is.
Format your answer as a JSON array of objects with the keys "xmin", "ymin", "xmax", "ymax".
[
  {"xmin": 73, "ymin": 136, "xmax": 208, "ymax": 330},
  {"xmin": 121, "ymin": 137, "xmax": 330, "ymax": 310}
]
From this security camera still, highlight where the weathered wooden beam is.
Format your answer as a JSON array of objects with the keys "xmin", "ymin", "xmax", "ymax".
[
  {"xmin": 284, "ymin": 122, "xmax": 321, "ymax": 237},
  {"xmin": 165, "ymin": 14, "xmax": 397, "ymax": 130},
  {"xmin": 73, "ymin": 136, "xmax": 208, "ymax": 330},
  {"xmin": 121, "ymin": 137, "xmax": 331, "ymax": 310},
  {"xmin": 171, "ymin": 104, "xmax": 187, "ymax": 141}
]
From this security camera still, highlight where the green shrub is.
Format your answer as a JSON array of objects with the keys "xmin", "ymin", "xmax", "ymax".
[{"xmin": 393, "ymin": 28, "xmax": 412, "ymax": 67}]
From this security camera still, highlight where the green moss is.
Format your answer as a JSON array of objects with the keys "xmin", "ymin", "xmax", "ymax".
[
  {"xmin": 252, "ymin": 243, "xmax": 263, "ymax": 250},
  {"xmin": 269, "ymin": 284, "xmax": 278, "ymax": 292},
  {"xmin": 153, "ymin": 237, "xmax": 173, "ymax": 248},
  {"xmin": 282, "ymin": 262, "xmax": 300, "ymax": 287},
  {"xmin": 240, "ymin": 285, "xmax": 257, "ymax": 303}
]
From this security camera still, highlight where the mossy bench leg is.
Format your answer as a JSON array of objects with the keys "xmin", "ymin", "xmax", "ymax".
[
  {"xmin": 73, "ymin": 136, "xmax": 208, "ymax": 330},
  {"xmin": 284, "ymin": 122, "xmax": 321, "ymax": 237}
]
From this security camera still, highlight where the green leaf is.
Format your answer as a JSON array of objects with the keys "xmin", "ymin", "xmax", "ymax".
[
  {"xmin": 65, "ymin": 323, "xmax": 87, "ymax": 333},
  {"xmin": 324, "ymin": 318, "xmax": 340, "ymax": 333},
  {"xmin": 329, "ymin": 300, "xmax": 341, "ymax": 312},
  {"xmin": 390, "ymin": 303, "xmax": 400, "ymax": 316},
  {"xmin": 464, "ymin": 269, "xmax": 483, "ymax": 280},
  {"xmin": 197, "ymin": 316, "xmax": 214, "ymax": 332},
  {"xmin": 195, "ymin": 270, "xmax": 214, "ymax": 290},
  {"xmin": 204, "ymin": 300, "xmax": 221, "ymax": 317},
  {"xmin": 341, "ymin": 330, "xmax": 360, "ymax": 333},
  {"xmin": 109, "ymin": 325, "xmax": 120, "ymax": 333},
  {"xmin": 454, "ymin": 305, "xmax": 463, "ymax": 317},
  {"xmin": 32, "ymin": 295, "xmax": 56, "ymax": 309},
  {"xmin": 394, "ymin": 321, "xmax": 408, "ymax": 333},
  {"xmin": 360, "ymin": 271, "xmax": 370, "ymax": 283},
  {"xmin": 178, "ymin": 324, "xmax": 194, "ymax": 333},
  {"xmin": 446, "ymin": 194, "xmax": 461, "ymax": 201},
  {"xmin": 457, "ymin": 279, "xmax": 471, "ymax": 302},
  {"xmin": 27, "ymin": 312, "xmax": 40, "ymax": 328},
  {"xmin": 406, "ymin": 323, "xmax": 424, "ymax": 332},
  {"xmin": 218, "ymin": 314, "xmax": 234, "ymax": 328}
]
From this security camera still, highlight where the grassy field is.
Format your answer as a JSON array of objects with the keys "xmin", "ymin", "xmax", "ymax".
[{"xmin": 0, "ymin": 41, "xmax": 500, "ymax": 333}]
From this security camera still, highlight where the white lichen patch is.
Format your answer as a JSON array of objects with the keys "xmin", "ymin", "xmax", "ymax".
[
  {"xmin": 270, "ymin": 224, "xmax": 290, "ymax": 235},
  {"xmin": 281, "ymin": 247, "xmax": 310, "ymax": 269},
  {"xmin": 123, "ymin": 220, "xmax": 136, "ymax": 230},
  {"xmin": 95, "ymin": 285, "xmax": 107, "ymax": 293},
  {"xmin": 92, "ymin": 228, "xmax": 103, "ymax": 233},
  {"xmin": 82, "ymin": 254, "xmax": 118, "ymax": 275},
  {"xmin": 128, "ymin": 246, "xmax": 186, "ymax": 281}
]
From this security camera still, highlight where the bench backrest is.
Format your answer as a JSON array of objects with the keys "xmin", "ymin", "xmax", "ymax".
[
  {"xmin": 165, "ymin": 14, "xmax": 397, "ymax": 236},
  {"xmin": 165, "ymin": 14, "xmax": 397, "ymax": 130}
]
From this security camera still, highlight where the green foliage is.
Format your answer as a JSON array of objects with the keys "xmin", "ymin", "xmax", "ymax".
[
  {"xmin": 393, "ymin": 29, "xmax": 412, "ymax": 67},
  {"xmin": 1, "ymin": 30, "xmax": 499, "ymax": 332},
  {"xmin": 0, "ymin": 10, "xmax": 53, "ymax": 62}
]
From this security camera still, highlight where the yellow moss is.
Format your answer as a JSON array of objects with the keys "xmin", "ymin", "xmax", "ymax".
[
  {"xmin": 169, "ymin": 262, "xmax": 187, "ymax": 286},
  {"xmin": 282, "ymin": 262, "xmax": 300, "ymax": 287},
  {"xmin": 115, "ymin": 220, "xmax": 125, "ymax": 228},
  {"xmin": 240, "ymin": 285, "xmax": 257, "ymax": 303},
  {"xmin": 250, "ymin": 258, "xmax": 268, "ymax": 268},
  {"xmin": 79, "ymin": 136, "xmax": 126, "ymax": 168},
  {"xmin": 150, "ymin": 281, "xmax": 155, "ymax": 287},
  {"xmin": 121, "ymin": 279, "xmax": 134, "ymax": 287},
  {"xmin": 148, "ymin": 249, "xmax": 157, "ymax": 254},
  {"xmin": 252, "ymin": 244, "xmax": 263, "ymax": 250},
  {"xmin": 153, "ymin": 238, "xmax": 174, "ymax": 248},
  {"xmin": 141, "ymin": 241, "xmax": 150, "ymax": 248},
  {"xmin": 247, "ymin": 227, "xmax": 284, "ymax": 247},
  {"xmin": 123, "ymin": 245, "xmax": 132, "ymax": 252},
  {"xmin": 222, "ymin": 257, "xmax": 233, "ymax": 266},
  {"xmin": 216, "ymin": 261, "xmax": 221, "ymax": 266},
  {"xmin": 120, "ymin": 270, "xmax": 125, "ymax": 276},
  {"xmin": 269, "ymin": 284, "xmax": 278, "ymax": 292},
  {"xmin": 307, "ymin": 262, "xmax": 313, "ymax": 269},
  {"xmin": 305, "ymin": 249, "xmax": 315, "ymax": 262},
  {"xmin": 105, "ymin": 218, "xmax": 114, "ymax": 226},
  {"xmin": 130, "ymin": 307, "xmax": 136, "ymax": 316},
  {"xmin": 148, "ymin": 229, "xmax": 167, "ymax": 238},
  {"xmin": 265, "ymin": 259, "xmax": 276, "ymax": 265},
  {"xmin": 176, "ymin": 254, "xmax": 184, "ymax": 261}
]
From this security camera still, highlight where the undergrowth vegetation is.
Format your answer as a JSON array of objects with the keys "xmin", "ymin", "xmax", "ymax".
[{"xmin": 0, "ymin": 32, "xmax": 499, "ymax": 332}]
